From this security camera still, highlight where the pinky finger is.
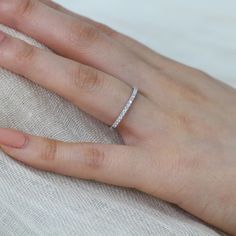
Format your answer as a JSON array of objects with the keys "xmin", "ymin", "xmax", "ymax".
[{"xmin": 0, "ymin": 128, "xmax": 145, "ymax": 189}]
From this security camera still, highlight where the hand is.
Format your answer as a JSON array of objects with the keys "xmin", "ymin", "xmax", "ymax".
[{"xmin": 0, "ymin": 0, "xmax": 236, "ymax": 234}]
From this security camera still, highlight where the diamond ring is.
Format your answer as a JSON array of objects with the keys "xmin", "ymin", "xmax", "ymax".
[{"xmin": 110, "ymin": 87, "xmax": 138, "ymax": 129}]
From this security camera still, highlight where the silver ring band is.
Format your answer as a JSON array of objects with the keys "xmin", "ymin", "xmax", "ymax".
[{"xmin": 110, "ymin": 87, "xmax": 138, "ymax": 129}]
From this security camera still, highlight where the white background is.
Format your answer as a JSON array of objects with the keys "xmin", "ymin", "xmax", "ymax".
[{"xmin": 55, "ymin": 0, "xmax": 236, "ymax": 88}]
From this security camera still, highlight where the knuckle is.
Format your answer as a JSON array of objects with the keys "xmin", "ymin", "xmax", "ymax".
[
  {"xmin": 70, "ymin": 65, "xmax": 105, "ymax": 92},
  {"xmin": 14, "ymin": 41, "xmax": 37, "ymax": 63},
  {"xmin": 83, "ymin": 145, "xmax": 106, "ymax": 170},
  {"xmin": 40, "ymin": 139, "xmax": 58, "ymax": 161},
  {"xmin": 93, "ymin": 22, "xmax": 116, "ymax": 37},
  {"xmin": 45, "ymin": 1, "xmax": 62, "ymax": 11},
  {"xmin": 181, "ymin": 83, "xmax": 207, "ymax": 104},
  {"xmin": 12, "ymin": 0, "xmax": 35, "ymax": 18},
  {"xmin": 192, "ymin": 68, "xmax": 208, "ymax": 78},
  {"xmin": 159, "ymin": 74, "xmax": 208, "ymax": 104},
  {"xmin": 78, "ymin": 24, "xmax": 100, "ymax": 45},
  {"xmin": 67, "ymin": 21, "xmax": 100, "ymax": 49},
  {"xmin": 175, "ymin": 112, "xmax": 194, "ymax": 132}
]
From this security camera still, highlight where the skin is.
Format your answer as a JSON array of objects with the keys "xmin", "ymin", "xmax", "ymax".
[{"xmin": 0, "ymin": 0, "xmax": 235, "ymax": 234}]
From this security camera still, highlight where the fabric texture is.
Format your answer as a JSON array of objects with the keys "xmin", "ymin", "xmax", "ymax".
[{"xmin": 0, "ymin": 24, "xmax": 229, "ymax": 236}]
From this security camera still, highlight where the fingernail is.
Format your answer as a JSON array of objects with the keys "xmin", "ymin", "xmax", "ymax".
[
  {"xmin": 0, "ymin": 31, "xmax": 6, "ymax": 43},
  {"xmin": 0, "ymin": 128, "xmax": 28, "ymax": 149}
]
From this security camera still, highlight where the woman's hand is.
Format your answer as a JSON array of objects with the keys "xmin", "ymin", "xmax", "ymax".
[{"xmin": 0, "ymin": 0, "xmax": 236, "ymax": 234}]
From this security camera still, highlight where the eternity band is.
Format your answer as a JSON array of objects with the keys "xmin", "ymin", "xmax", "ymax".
[{"xmin": 110, "ymin": 87, "xmax": 138, "ymax": 129}]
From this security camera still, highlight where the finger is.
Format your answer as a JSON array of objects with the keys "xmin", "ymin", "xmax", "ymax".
[
  {"xmin": 0, "ymin": 0, "xmax": 156, "ymax": 93},
  {"xmin": 0, "ymin": 128, "xmax": 145, "ymax": 189},
  {"xmin": 36, "ymin": 0, "xmax": 211, "ymax": 106},
  {"xmin": 32, "ymin": 0, "xmax": 227, "ymax": 106},
  {"xmin": 38, "ymin": 0, "xmax": 166, "ymax": 68},
  {"xmin": 0, "ymin": 31, "xmax": 159, "ymax": 137},
  {"xmin": 38, "ymin": 0, "xmax": 202, "ymax": 84},
  {"xmin": 39, "ymin": 0, "xmax": 229, "ymax": 105}
]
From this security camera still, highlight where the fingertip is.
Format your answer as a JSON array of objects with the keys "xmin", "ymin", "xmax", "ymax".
[{"xmin": 0, "ymin": 128, "xmax": 29, "ymax": 149}]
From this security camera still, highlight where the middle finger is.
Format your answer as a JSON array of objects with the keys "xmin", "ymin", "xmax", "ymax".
[{"xmin": 0, "ymin": 0, "xmax": 156, "ymax": 94}]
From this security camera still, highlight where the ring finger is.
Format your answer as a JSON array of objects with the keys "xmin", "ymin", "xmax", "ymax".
[{"xmin": 0, "ymin": 31, "xmax": 159, "ymax": 140}]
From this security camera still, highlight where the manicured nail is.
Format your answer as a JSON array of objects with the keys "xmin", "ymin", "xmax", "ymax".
[
  {"xmin": 0, "ymin": 128, "xmax": 28, "ymax": 149},
  {"xmin": 0, "ymin": 31, "xmax": 6, "ymax": 43}
]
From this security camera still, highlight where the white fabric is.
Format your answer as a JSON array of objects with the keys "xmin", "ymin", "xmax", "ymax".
[{"xmin": 0, "ymin": 0, "xmax": 234, "ymax": 235}]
